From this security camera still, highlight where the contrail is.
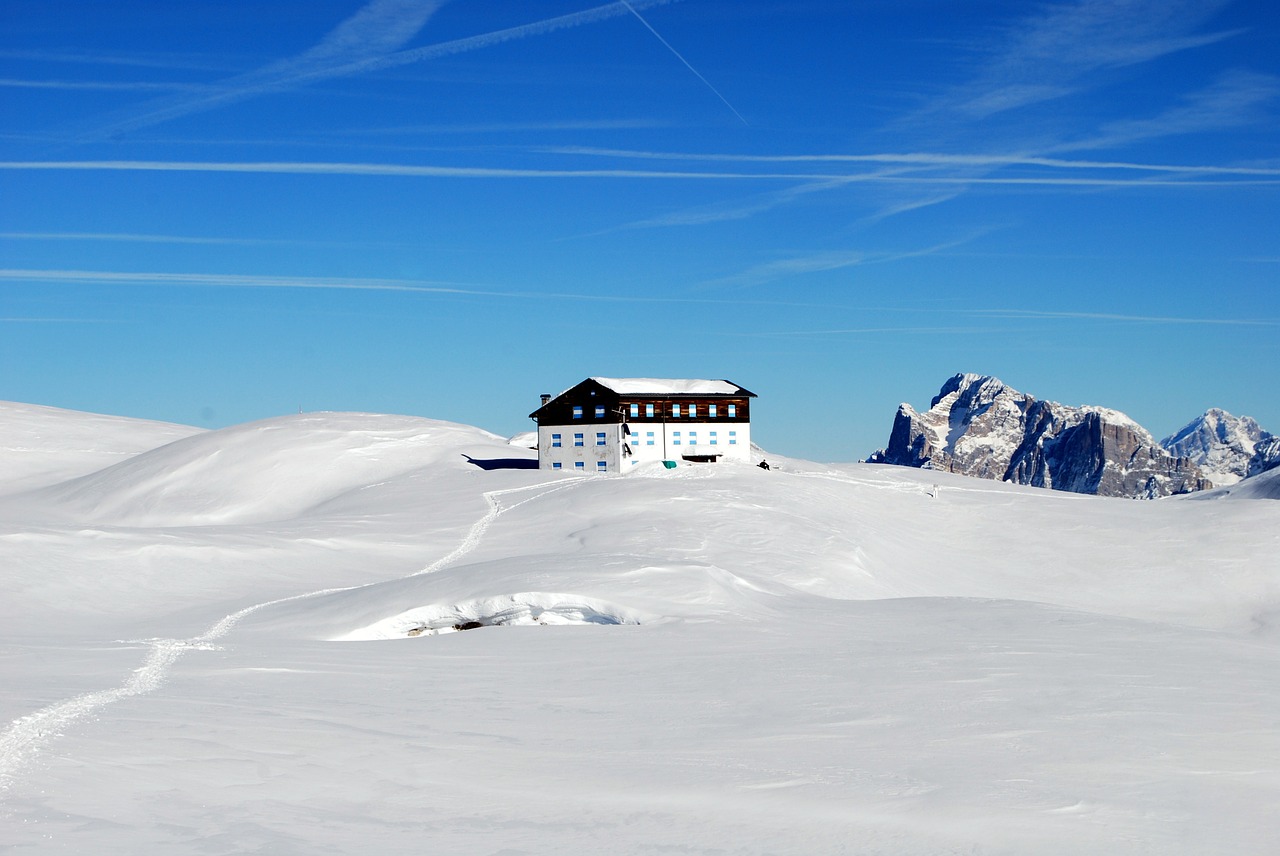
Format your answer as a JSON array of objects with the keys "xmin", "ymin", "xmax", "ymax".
[
  {"xmin": 2, "ymin": 160, "xmax": 1275, "ymax": 187},
  {"xmin": 620, "ymin": 0, "xmax": 748, "ymax": 125},
  {"xmin": 83, "ymin": 1, "xmax": 683, "ymax": 140}
]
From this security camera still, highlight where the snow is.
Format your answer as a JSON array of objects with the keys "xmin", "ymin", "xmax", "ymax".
[
  {"xmin": 1162, "ymin": 408, "xmax": 1273, "ymax": 486},
  {"xmin": 1185, "ymin": 465, "xmax": 1280, "ymax": 502},
  {"xmin": 2, "ymin": 402, "xmax": 1278, "ymax": 854},
  {"xmin": 1080, "ymin": 405, "xmax": 1154, "ymax": 442},
  {"xmin": 0, "ymin": 400, "xmax": 202, "ymax": 497},
  {"xmin": 589, "ymin": 376, "xmax": 746, "ymax": 396}
]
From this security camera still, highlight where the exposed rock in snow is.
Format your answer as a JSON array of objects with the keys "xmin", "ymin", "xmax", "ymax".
[
  {"xmin": 1161, "ymin": 408, "xmax": 1275, "ymax": 486},
  {"xmin": 867, "ymin": 374, "xmax": 1210, "ymax": 498}
]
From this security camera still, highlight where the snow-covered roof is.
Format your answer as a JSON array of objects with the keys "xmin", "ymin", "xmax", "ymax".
[{"xmin": 589, "ymin": 377, "xmax": 748, "ymax": 396}]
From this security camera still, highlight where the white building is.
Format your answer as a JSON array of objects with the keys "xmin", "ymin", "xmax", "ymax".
[{"xmin": 529, "ymin": 377, "xmax": 757, "ymax": 473}]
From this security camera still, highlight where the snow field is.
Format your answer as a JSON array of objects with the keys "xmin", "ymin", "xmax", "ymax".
[{"xmin": 1, "ymin": 403, "xmax": 1278, "ymax": 854}]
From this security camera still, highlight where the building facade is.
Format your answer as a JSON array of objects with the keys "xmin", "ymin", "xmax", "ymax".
[{"xmin": 529, "ymin": 377, "xmax": 757, "ymax": 473}]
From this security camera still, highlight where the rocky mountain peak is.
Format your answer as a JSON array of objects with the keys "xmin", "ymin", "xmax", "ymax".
[
  {"xmin": 869, "ymin": 374, "xmax": 1210, "ymax": 499},
  {"xmin": 1162, "ymin": 409, "xmax": 1275, "ymax": 486}
]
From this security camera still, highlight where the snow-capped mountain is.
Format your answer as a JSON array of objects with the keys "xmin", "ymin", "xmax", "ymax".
[
  {"xmin": 867, "ymin": 373, "xmax": 1210, "ymax": 498},
  {"xmin": 1162, "ymin": 409, "xmax": 1277, "ymax": 486},
  {"xmin": 1250, "ymin": 436, "xmax": 1280, "ymax": 477}
]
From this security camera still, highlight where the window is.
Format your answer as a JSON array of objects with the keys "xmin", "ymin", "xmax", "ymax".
[
  {"xmin": 708, "ymin": 404, "xmax": 717, "ymax": 418},
  {"xmin": 551, "ymin": 433, "xmax": 562, "ymax": 448},
  {"xmin": 572, "ymin": 406, "xmax": 583, "ymax": 419},
  {"xmin": 646, "ymin": 403, "xmax": 655, "ymax": 418},
  {"xmin": 597, "ymin": 461, "xmax": 607, "ymax": 472},
  {"xmin": 688, "ymin": 431, "xmax": 697, "ymax": 445},
  {"xmin": 710, "ymin": 431, "xmax": 718, "ymax": 445},
  {"xmin": 552, "ymin": 461, "xmax": 562, "ymax": 469},
  {"xmin": 688, "ymin": 404, "xmax": 697, "ymax": 419},
  {"xmin": 729, "ymin": 430, "xmax": 737, "ymax": 445},
  {"xmin": 673, "ymin": 431, "xmax": 681, "ymax": 446},
  {"xmin": 574, "ymin": 433, "xmax": 584, "ymax": 447},
  {"xmin": 575, "ymin": 461, "xmax": 585, "ymax": 470},
  {"xmin": 596, "ymin": 432, "xmax": 606, "ymax": 446},
  {"xmin": 727, "ymin": 404, "xmax": 737, "ymax": 418},
  {"xmin": 646, "ymin": 431, "xmax": 655, "ymax": 446},
  {"xmin": 595, "ymin": 405, "xmax": 605, "ymax": 418},
  {"xmin": 672, "ymin": 403, "xmax": 681, "ymax": 417},
  {"xmin": 629, "ymin": 403, "xmax": 639, "ymax": 418}
]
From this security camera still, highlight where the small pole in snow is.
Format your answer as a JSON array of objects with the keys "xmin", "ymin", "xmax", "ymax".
[{"xmin": 929, "ymin": 484, "xmax": 939, "ymax": 498}]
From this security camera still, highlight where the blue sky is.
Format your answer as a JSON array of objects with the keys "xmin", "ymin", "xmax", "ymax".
[{"xmin": 2, "ymin": 0, "xmax": 1277, "ymax": 460}]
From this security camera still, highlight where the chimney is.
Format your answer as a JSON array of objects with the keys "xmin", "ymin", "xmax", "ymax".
[{"xmin": 540, "ymin": 393, "xmax": 551, "ymax": 406}]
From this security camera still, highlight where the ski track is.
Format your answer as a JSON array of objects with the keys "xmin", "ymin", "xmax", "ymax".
[{"xmin": 0, "ymin": 475, "xmax": 586, "ymax": 799}]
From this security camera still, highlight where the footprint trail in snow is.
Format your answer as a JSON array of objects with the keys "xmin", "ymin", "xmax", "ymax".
[{"xmin": 0, "ymin": 476, "xmax": 583, "ymax": 798}]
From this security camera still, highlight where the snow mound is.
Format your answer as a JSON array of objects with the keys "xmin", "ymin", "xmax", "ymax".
[
  {"xmin": 3, "ymin": 412, "xmax": 508, "ymax": 526},
  {"xmin": 0, "ymin": 400, "xmax": 201, "ymax": 496},
  {"xmin": 338, "ymin": 592, "xmax": 650, "ymax": 640},
  {"xmin": 507, "ymin": 430, "xmax": 537, "ymax": 449}
]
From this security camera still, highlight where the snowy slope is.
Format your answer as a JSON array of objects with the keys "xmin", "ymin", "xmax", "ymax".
[
  {"xmin": 2, "ymin": 411, "xmax": 504, "ymax": 527},
  {"xmin": 2, "ymin": 403, "xmax": 1278, "ymax": 855},
  {"xmin": 0, "ymin": 400, "xmax": 202, "ymax": 496}
]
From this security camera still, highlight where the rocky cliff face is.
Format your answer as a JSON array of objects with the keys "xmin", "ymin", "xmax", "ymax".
[
  {"xmin": 1248, "ymin": 436, "xmax": 1280, "ymax": 478},
  {"xmin": 868, "ymin": 374, "xmax": 1211, "ymax": 499},
  {"xmin": 1162, "ymin": 409, "xmax": 1276, "ymax": 486}
]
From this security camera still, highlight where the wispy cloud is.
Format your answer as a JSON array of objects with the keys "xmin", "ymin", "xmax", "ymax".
[
  {"xmin": 0, "ymin": 48, "xmax": 234, "ymax": 72},
  {"xmin": 0, "ymin": 268, "xmax": 836, "ymax": 310},
  {"xmin": 701, "ymin": 235, "xmax": 986, "ymax": 289},
  {"xmin": 0, "ymin": 268, "xmax": 488, "ymax": 295},
  {"xmin": 543, "ymin": 145, "xmax": 1280, "ymax": 176},
  {"xmin": 83, "ymin": 0, "xmax": 448, "ymax": 139},
  {"xmin": 590, "ymin": 178, "xmax": 877, "ymax": 234},
  {"xmin": 965, "ymin": 308, "xmax": 1279, "ymax": 326},
  {"xmin": 0, "ymin": 316, "xmax": 123, "ymax": 324},
  {"xmin": 323, "ymin": 118, "xmax": 670, "ymax": 136},
  {"xmin": 701, "ymin": 250, "xmax": 869, "ymax": 289},
  {"xmin": 0, "ymin": 159, "xmax": 823, "ymax": 180},
  {"xmin": 0, "ymin": 231, "xmax": 428, "ymax": 249},
  {"xmin": 1056, "ymin": 69, "xmax": 1280, "ymax": 153},
  {"xmin": 0, "ymin": 78, "xmax": 211, "ymax": 92},
  {"xmin": 83, "ymin": 0, "xmax": 683, "ymax": 140},
  {"xmin": 714, "ymin": 306, "xmax": 1280, "ymax": 339},
  {"xmin": 348, "ymin": 0, "xmax": 680, "ymax": 75},
  {"xmin": 5, "ymin": 158, "xmax": 1276, "ymax": 186},
  {"xmin": 937, "ymin": 0, "xmax": 1240, "ymax": 119},
  {"xmin": 723, "ymin": 325, "xmax": 1012, "ymax": 338}
]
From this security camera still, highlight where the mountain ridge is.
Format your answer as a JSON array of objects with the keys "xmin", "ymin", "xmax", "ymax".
[{"xmin": 868, "ymin": 374, "xmax": 1276, "ymax": 498}]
